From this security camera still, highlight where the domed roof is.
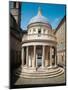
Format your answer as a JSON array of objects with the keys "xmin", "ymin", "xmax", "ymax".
[{"xmin": 28, "ymin": 7, "xmax": 50, "ymax": 25}]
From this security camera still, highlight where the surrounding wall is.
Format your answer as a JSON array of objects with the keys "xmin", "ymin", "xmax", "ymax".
[
  {"xmin": 55, "ymin": 16, "xmax": 66, "ymax": 67},
  {"xmin": 10, "ymin": 1, "xmax": 22, "ymax": 71},
  {"xmin": 10, "ymin": 14, "xmax": 22, "ymax": 71}
]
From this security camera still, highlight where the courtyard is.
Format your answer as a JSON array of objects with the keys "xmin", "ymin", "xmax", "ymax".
[
  {"xmin": 10, "ymin": 66, "xmax": 66, "ymax": 88},
  {"xmin": 10, "ymin": 2, "xmax": 66, "ymax": 89}
]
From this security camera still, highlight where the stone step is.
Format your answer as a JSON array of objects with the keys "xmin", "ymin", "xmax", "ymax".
[
  {"xmin": 16, "ymin": 70, "xmax": 64, "ymax": 79},
  {"xmin": 16, "ymin": 68, "xmax": 63, "ymax": 76},
  {"xmin": 15, "ymin": 67, "xmax": 64, "ymax": 79},
  {"xmin": 15, "ymin": 66, "xmax": 61, "ymax": 74}
]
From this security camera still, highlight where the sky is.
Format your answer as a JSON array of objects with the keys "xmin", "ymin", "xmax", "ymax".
[{"xmin": 21, "ymin": 2, "xmax": 66, "ymax": 30}]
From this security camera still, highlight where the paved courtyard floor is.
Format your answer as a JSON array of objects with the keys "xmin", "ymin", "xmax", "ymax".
[
  {"xmin": 14, "ymin": 73, "xmax": 65, "ymax": 85},
  {"xmin": 10, "ymin": 66, "xmax": 66, "ymax": 88}
]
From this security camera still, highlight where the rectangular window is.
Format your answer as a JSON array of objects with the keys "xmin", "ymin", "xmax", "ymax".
[
  {"xmin": 38, "ymin": 28, "xmax": 41, "ymax": 37},
  {"xmin": 43, "ymin": 29, "xmax": 45, "ymax": 33},
  {"xmin": 13, "ymin": 2, "xmax": 16, "ymax": 8},
  {"xmin": 33, "ymin": 28, "xmax": 35, "ymax": 32},
  {"xmin": 38, "ymin": 29, "xmax": 41, "ymax": 34},
  {"xmin": 9, "ymin": 2, "xmax": 14, "ymax": 9}
]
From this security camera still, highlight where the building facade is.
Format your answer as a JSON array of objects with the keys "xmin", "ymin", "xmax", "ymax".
[
  {"xmin": 54, "ymin": 16, "xmax": 66, "ymax": 67},
  {"xmin": 10, "ymin": 1, "xmax": 21, "ymax": 27},
  {"xmin": 10, "ymin": 1, "xmax": 22, "ymax": 70}
]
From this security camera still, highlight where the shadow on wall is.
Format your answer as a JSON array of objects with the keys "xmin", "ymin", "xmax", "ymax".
[{"xmin": 10, "ymin": 49, "xmax": 22, "ymax": 88}]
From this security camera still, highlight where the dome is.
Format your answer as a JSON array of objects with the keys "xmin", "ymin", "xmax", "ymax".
[{"xmin": 28, "ymin": 7, "xmax": 50, "ymax": 25}]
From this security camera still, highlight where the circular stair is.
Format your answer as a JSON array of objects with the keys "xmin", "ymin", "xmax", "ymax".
[{"xmin": 14, "ymin": 66, "xmax": 64, "ymax": 79}]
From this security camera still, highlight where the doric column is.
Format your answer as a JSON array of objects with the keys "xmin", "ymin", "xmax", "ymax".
[
  {"xmin": 42, "ymin": 45, "xmax": 45, "ymax": 68},
  {"xmin": 55, "ymin": 47, "xmax": 57, "ymax": 67},
  {"xmin": 50, "ymin": 46, "xmax": 52, "ymax": 67},
  {"xmin": 21, "ymin": 47, "xmax": 24, "ymax": 66},
  {"xmin": 33, "ymin": 45, "xmax": 36, "ymax": 67},
  {"xmin": 26, "ymin": 46, "xmax": 29, "ymax": 67}
]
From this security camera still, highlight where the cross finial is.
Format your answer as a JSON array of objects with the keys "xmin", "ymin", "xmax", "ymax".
[{"xmin": 38, "ymin": 7, "xmax": 42, "ymax": 16}]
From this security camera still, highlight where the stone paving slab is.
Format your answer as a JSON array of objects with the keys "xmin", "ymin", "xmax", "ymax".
[{"xmin": 15, "ymin": 73, "xmax": 65, "ymax": 85}]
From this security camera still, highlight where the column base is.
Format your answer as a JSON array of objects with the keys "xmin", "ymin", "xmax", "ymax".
[
  {"xmin": 31, "ymin": 67, "xmax": 37, "ymax": 72},
  {"xmin": 41, "ymin": 66, "xmax": 47, "ymax": 71},
  {"xmin": 54, "ymin": 64, "xmax": 57, "ymax": 68},
  {"xmin": 48, "ymin": 65, "xmax": 57, "ymax": 69},
  {"xmin": 28, "ymin": 67, "xmax": 37, "ymax": 72},
  {"xmin": 21, "ymin": 66, "xmax": 36, "ymax": 72},
  {"xmin": 41, "ymin": 66, "xmax": 46, "ymax": 69},
  {"xmin": 48, "ymin": 65, "xmax": 54, "ymax": 69},
  {"xmin": 42, "ymin": 66, "xmax": 45, "ymax": 68}
]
